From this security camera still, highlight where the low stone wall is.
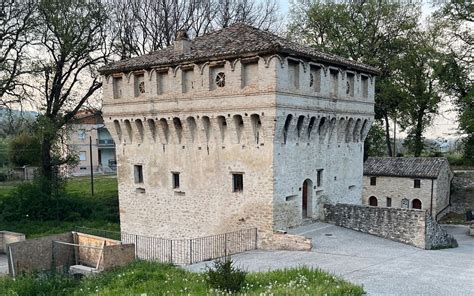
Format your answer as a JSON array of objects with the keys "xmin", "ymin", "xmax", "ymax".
[
  {"xmin": 0, "ymin": 231, "xmax": 25, "ymax": 254},
  {"xmin": 7, "ymin": 232, "xmax": 74, "ymax": 275},
  {"xmin": 73, "ymin": 232, "xmax": 122, "ymax": 268},
  {"xmin": 323, "ymin": 203, "xmax": 457, "ymax": 250},
  {"xmin": 261, "ymin": 231, "xmax": 312, "ymax": 251},
  {"xmin": 102, "ymin": 244, "xmax": 135, "ymax": 270}
]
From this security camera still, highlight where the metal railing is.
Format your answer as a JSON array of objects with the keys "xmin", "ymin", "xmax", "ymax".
[
  {"xmin": 75, "ymin": 227, "xmax": 258, "ymax": 265},
  {"xmin": 96, "ymin": 139, "xmax": 115, "ymax": 147}
]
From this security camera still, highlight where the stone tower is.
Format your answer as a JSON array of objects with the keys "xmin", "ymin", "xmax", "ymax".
[{"xmin": 99, "ymin": 23, "xmax": 377, "ymax": 248}]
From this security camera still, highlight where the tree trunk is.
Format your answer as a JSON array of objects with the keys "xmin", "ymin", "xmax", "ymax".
[
  {"xmin": 383, "ymin": 113, "xmax": 393, "ymax": 157},
  {"xmin": 40, "ymin": 137, "xmax": 53, "ymax": 195},
  {"xmin": 413, "ymin": 110, "xmax": 425, "ymax": 157}
]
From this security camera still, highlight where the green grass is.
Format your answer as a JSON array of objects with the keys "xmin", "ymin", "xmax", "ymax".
[
  {"xmin": 0, "ymin": 175, "xmax": 120, "ymax": 238},
  {"xmin": 0, "ymin": 261, "xmax": 364, "ymax": 296}
]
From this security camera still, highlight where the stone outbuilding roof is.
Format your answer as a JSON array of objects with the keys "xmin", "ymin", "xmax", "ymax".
[
  {"xmin": 363, "ymin": 157, "xmax": 450, "ymax": 179},
  {"xmin": 99, "ymin": 23, "xmax": 379, "ymax": 75}
]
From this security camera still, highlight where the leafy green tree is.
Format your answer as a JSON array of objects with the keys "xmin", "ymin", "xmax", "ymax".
[
  {"xmin": 364, "ymin": 122, "xmax": 387, "ymax": 158},
  {"xmin": 7, "ymin": 132, "xmax": 41, "ymax": 166},
  {"xmin": 289, "ymin": 0, "xmax": 420, "ymax": 156}
]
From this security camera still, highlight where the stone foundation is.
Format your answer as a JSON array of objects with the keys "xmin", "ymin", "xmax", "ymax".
[{"xmin": 323, "ymin": 203, "xmax": 457, "ymax": 249}]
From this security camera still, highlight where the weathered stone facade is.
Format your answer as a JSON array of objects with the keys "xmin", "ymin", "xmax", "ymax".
[
  {"xmin": 99, "ymin": 24, "xmax": 377, "ymax": 247},
  {"xmin": 323, "ymin": 203, "xmax": 457, "ymax": 249},
  {"xmin": 362, "ymin": 158, "xmax": 452, "ymax": 220}
]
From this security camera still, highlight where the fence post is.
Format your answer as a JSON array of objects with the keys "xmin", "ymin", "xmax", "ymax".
[
  {"xmin": 189, "ymin": 239, "xmax": 193, "ymax": 264},
  {"xmin": 170, "ymin": 240, "xmax": 173, "ymax": 264},
  {"xmin": 135, "ymin": 234, "xmax": 138, "ymax": 259},
  {"xmin": 224, "ymin": 233, "xmax": 228, "ymax": 257},
  {"xmin": 254, "ymin": 228, "xmax": 258, "ymax": 250}
]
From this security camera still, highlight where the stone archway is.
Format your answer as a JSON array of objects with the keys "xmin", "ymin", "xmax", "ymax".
[{"xmin": 302, "ymin": 179, "xmax": 313, "ymax": 218}]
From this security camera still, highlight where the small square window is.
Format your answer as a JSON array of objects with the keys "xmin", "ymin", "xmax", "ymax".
[
  {"xmin": 79, "ymin": 151, "xmax": 87, "ymax": 161},
  {"xmin": 370, "ymin": 177, "xmax": 377, "ymax": 186},
  {"xmin": 134, "ymin": 165, "xmax": 143, "ymax": 184},
  {"xmin": 317, "ymin": 169, "xmax": 323, "ymax": 187},
  {"xmin": 414, "ymin": 179, "xmax": 421, "ymax": 188},
  {"xmin": 386, "ymin": 197, "xmax": 392, "ymax": 207},
  {"xmin": 233, "ymin": 173, "xmax": 243, "ymax": 192},
  {"xmin": 172, "ymin": 172, "xmax": 180, "ymax": 189}
]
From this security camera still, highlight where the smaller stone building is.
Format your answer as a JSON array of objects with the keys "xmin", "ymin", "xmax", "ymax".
[{"xmin": 362, "ymin": 157, "xmax": 452, "ymax": 220}]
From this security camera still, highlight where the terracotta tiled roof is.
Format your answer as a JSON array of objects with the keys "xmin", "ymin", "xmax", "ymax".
[
  {"xmin": 99, "ymin": 23, "xmax": 379, "ymax": 75},
  {"xmin": 363, "ymin": 157, "xmax": 450, "ymax": 179}
]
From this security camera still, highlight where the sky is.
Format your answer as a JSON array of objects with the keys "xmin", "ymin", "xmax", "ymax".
[{"xmin": 277, "ymin": 0, "xmax": 460, "ymax": 139}]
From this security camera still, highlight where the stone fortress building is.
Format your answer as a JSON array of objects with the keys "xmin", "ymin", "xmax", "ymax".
[{"xmin": 99, "ymin": 24, "xmax": 377, "ymax": 247}]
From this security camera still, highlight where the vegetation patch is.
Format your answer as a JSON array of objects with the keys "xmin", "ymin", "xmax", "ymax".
[{"xmin": 0, "ymin": 261, "xmax": 364, "ymax": 296}]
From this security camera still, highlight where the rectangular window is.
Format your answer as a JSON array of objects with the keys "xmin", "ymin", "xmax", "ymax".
[
  {"xmin": 79, "ymin": 151, "xmax": 86, "ymax": 161},
  {"xmin": 414, "ymin": 179, "xmax": 421, "ymax": 188},
  {"xmin": 288, "ymin": 60, "xmax": 299, "ymax": 89},
  {"xmin": 241, "ymin": 61, "xmax": 258, "ymax": 88},
  {"xmin": 330, "ymin": 69, "xmax": 338, "ymax": 97},
  {"xmin": 346, "ymin": 72, "xmax": 355, "ymax": 97},
  {"xmin": 134, "ymin": 165, "xmax": 143, "ymax": 184},
  {"xmin": 370, "ymin": 177, "xmax": 377, "ymax": 186},
  {"xmin": 172, "ymin": 172, "xmax": 180, "ymax": 189},
  {"xmin": 361, "ymin": 75, "xmax": 369, "ymax": 98},
  {"xmin": 78, "ymin": 129, "xmax": 86, "ymax": 141},
  {"xmin": 386, "ymin": 197, "xmax": 392, "ymax": 207},
  {"xmin": 157, "ymin": 71, "xmax": 169, "ymax": 95},
  {"xmin": 310, "ymin": 65, "xmax": 321, "ymax": 92},
  {"xmin": 317, "ymin": 169, "xmax": 323, "ymax": 187},
  {"xmin": 182, "ymin": 68, "xmax": 194, "ymax": 93},
  {"xmin": 232, "ymin": 173, "xmax": 243, "ymax": 192},
  {"xmin": 113, "ymin": 76, "xmax": 123, "ymax": 99}
]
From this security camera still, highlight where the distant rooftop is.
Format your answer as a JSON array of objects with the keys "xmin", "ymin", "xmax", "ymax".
[
  {"xmin": 99, "ymin": 23, "xmax": 379, "ymax": 75},
  {"xmin": 363, "ymin": 157, "xmax": 450, "ymax": 179}
]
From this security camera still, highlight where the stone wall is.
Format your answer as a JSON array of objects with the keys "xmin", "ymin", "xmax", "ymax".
[
  {"xmin": 7, "ymin": 233, "xmax": 73, "ymax": 275},
  {"xmin": 102, "ymin": 244, "xmax": 135, "ymax": 270},
  {"xmin": 0, "ymin": 231, "xmax": 25, "ymax": 254},
  {"xmin": 323, "ymin": 203, "xmax": 457, "ymax": 249}
]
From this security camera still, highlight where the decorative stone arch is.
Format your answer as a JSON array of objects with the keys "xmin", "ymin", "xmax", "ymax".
[
  {"xmin": 113, "ymin": 120, "xmax": 122, "ymax": 143},
  {"xmin": 172, "ymin": 117, "xmax": 183, "ymax": 144},
  {"xmin": 369, "ymin": 196, "xmax": 378, "ymax": 207},
  {"xmin": 159, "ymin": 118, "xmax": 170, "ymax": 144},
  {"xmin": 230, "ymin": 58, "xmax": 241, "ymax": 71},
  {"xmin": 199, "ymin": 61, "xmax": 210, "ymax": 75},
  {"xmin": 146, "ymin": 119, "xmax": 157, "ymax": 142},
  {"xmin": 327, "ymin": 117, "xmax": 338, "ymax": 143},
  {"xmin": 318, "ymin": 116, "xmax": 328, "ymax": 142},
  {"xmin": 201, "ymin": 116, "xmax": 212, "ymax": 143},
  {"xmin": 307, "ymin": 116, "xmax": 318, "ymax": 140},
  {"xmin": 250, "ymin": 114, "xmax": 262, "ymax": 144},
  {"xmin": 336, "ymin": 117, "xmax": 347, "ymax": 143},
  {"xmin": 360, "ymin": 119, "xmax": 372, "ymax": 142},
  {"xmin": 216, "ymin": 115, "xmax": 227, "ymax": 143},
  {"xmin": 125, "ymin": 71, "xmax": 134, "ymax": 83},
  {"xmin": 296, "ymin": 115, "xmax": 305, "ymax": 139},
  {"xmin": 353, "ymin": 118, "xmax": 363, "ymax": 142},
  {"xmin": 282, "ymin": 114, "xmax": 293, "ymax": 144},
  {"xmin": 345, "ymin": 118, "xmax": 355, "ymax": 143},
  {"xmin": 233, "ymin": 114, "xmax": 244, "ymax": 144},
  {"xmin": 186, "ymin": 116, "xmax": 198, "ymax": 143},
  {"xmin": 135, "ymin": 119, "xmax": 145, "ymax": 143},
  {"xmin": 123, "ymin": 119, "xmax": 133, "ymax": 143},
  {"xmin": 264, "ymin": 54, "xmax": 285, "ymax": 68}
]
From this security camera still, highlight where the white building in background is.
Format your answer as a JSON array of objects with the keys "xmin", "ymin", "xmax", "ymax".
[
  {"xmin": 98, "ymin": 24, "xmax": 377, "ymax": 247},
  {"xmin": 67, "ymin": 111, "xmax": 116, "ymax": 176}
]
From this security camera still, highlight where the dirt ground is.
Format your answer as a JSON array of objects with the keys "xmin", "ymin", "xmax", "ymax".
[{"xmin": 440, "ymin": 170, "xmax": 474, "ymax": 224}]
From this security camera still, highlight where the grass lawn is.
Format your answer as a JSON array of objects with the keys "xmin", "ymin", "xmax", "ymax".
[
  {"xmin": 0, "ymin": 175, "xmax": 120, "ymax": 238},
  {"xmin": 0, "ymin": 261, "xmax": 364, "ymax": 296}
]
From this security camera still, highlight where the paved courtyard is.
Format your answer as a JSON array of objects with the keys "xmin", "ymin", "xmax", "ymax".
[{"xmin": 187, "ymin": 222, "xmax": 474, "ymax": 295}]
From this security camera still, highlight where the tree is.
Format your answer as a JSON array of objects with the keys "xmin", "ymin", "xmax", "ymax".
[
  {"xmin": 364, "ymin": 122, "xmax": 387, "ymax": 158},
  {"xmin": 30, "ymin": 0, "xmax": 110, "ymax": 191},
  {"xmin": 109, "ymin": 0, "xmax": 280, "ymax": 59},
  {"xmin": 0, "ymin": 0, "xmax": 37, "ymax": 106},
  {"xmin": 434, "ymin": 1, "xmax": 473, "ymax": 162},
  {"xmin": 288, "ymin": 0, "xmax": 420, "ymax": 156},
  {"xmin": 7, "ymin": 132, "xmax": 40, "ymax": 167},
  {"xmin": 395, "ymin": 30, "xmax": 442, "ymax": 156}
]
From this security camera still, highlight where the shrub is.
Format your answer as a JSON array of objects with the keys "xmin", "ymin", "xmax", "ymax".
[{"xmin": 205, "ymin": 256, "xmax": 247, "ymax": 293}]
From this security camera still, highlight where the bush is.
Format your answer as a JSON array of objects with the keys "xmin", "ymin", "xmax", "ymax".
[
  {"xmin": 205, "ymin": 257, "xmax": 247, "ymax": 293},
  {"xmin": 0, "ymin": 177, "xmax": 92, "ymax": 222}
]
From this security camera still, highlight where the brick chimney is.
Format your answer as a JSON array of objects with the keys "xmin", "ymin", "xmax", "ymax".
[{"xmin": 174, "ymin": 30, "xmax": 190, "ymax": 53}]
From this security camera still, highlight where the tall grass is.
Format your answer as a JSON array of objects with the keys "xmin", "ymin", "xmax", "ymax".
[{"xmin": 0, "ymin": 261, "xmax": 364, "ymax": 296}]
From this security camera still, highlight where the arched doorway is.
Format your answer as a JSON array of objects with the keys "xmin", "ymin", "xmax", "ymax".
[
  {"xmin": 412, "ymin": 199, "xmax": 422, "ymax": 209},
  {"xmin": 302, "ymin": 179, "xmax": 313, "ymax": 218},
  {"xmin": 369, "ymin": 196, "xmax": 378, "ymax": 206}
]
